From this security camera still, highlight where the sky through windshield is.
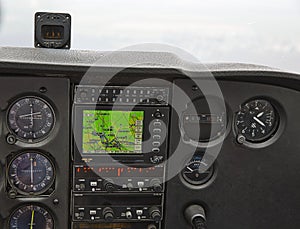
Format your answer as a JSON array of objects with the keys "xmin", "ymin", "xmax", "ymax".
[{"xmin": 1, "ymin": 0, "xmax": 300, "ymax": 73}]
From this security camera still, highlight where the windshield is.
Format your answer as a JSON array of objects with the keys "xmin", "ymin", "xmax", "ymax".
[{"xmin": 1, "ymin": 0, "xmax": 300, "ymax": 73}]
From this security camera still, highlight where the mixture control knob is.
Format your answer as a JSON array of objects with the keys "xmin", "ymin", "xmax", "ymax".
[
  {"xmin": 149, "ymin": 207, "xmax": 162, "ymax": 221},
  {"xmin": 184, "ymin": 205, "xmax": 207, "ymax": 229},
  {"xmin": 103, "ymin": 179, "xmax": 115, "ymax": 193},
  {"xmin": 103, "ymin": 207, "xmax": 115, "ymax": 222},
  {"xmin": 150, "ymin": 179, "xmax": 163, "ymax": 192}
]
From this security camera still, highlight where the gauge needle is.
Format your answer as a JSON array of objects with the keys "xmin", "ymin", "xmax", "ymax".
[
  {"xmin": 186, "ymin": 166, "xmax": 193, "ymax": 172},
  {"xmin": 30, "ymin": 210, "xmax": 35, "ymax": 229},
  {"xmin": 19, "ymin": 112, "xmax": 41, "ymax": 118},
  {"xmin": 30, "ymin": 157, "xmax": 33, "ymax": 186},
  {"xmin": 30, "ymin": 106, "xmax": 34, "ymax": 128},
  {"xmin": 253, "ymin": 117, "xmax": 265, "ymax": 127},
  {"xmin": 257, "ymin": 112, "xmax": 264, "ymax": 118}
]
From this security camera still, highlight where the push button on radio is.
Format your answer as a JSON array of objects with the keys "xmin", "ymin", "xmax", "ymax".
[
  {"xmin": 153, "ymin": 121, "xmax": 162, "ymax": 127},
  {"xmin": 153, "ymin": 135, "xmax": 161, "ymax": 140},
  {"xmin": 152, "ymin": 142, "xmax": 161, "ymax": 147},
  {"xmin": 152, "ymin": 148, "xmax": 160, "ymax": 153},
  {"xmin": 136, "ymin": 209, "xmax": 143, "ymax": 216},
  {"xmin": 90, "ymin": 210, "xmax": 97, "ymax": 216},
  {"xmin": 153, "ymin": 129, "xmax": 161, "ymax": 134},
  {"xmin": 90, "ymin": 181, "xmax": 98, "ymax": 187}
]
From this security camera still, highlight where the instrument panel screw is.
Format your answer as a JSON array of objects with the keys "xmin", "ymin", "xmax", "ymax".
[
  {"xmin": 39, "ymin": 87, "xmax": 48, "ymax": 93},
  {"xmin": 53, "ymin": 198, "xmax": 59, "ymax": 205},
  {"xmin": 237, "ymin": 134, "xmax": 246, "ymax": 144},
  {"xmin": 7, "ymin": 135, "xmax": 16, "ymax": 145},
  {"xmin": 192, "ymin": 85, "xmax": 199, "ymax": 91},
  {"xmin": 8, "ymin": 189, "xmax": 17, "ymax": 199}
]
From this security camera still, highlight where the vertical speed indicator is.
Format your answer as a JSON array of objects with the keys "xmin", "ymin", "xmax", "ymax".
[{"xmin": 7, "ymin": 96, "xmax": 55, "ymax": 143}]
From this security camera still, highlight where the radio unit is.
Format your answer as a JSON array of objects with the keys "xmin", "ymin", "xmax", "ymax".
[
  {"xmin": 72, "ymin": 222, "xmax": 160, "ymax": 229},
  {"xmin": 74, "ymin": 164, "xmax": 164, "ymax": 193},
  {"xmin": 72, "ymin": 194, "xmax": 163, "ymax": 223},
  {"xmin": 72, "ymin": 85, "xmax": 168, "ymax": 229}
]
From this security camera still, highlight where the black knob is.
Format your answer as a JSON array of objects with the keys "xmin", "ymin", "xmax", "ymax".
[
  {"xmin": 150, "ymin": 179, "xmax": 163, "ymax": 192},
  {"xmin": 103, "ymin": 179, "xmax": 115, "ymax": 193},
  {"xmin": 154, "ymin": 111, "xmax": 162, "ymax": 119},
  {"xmin": 147, "ymin": 224, "xmax": 157, "ymax": 229},
  {"xmin": 79, "ymin": 183, "xmax": 86, "ymax": 191},
  {"xmin": 184, "ymin": 205, "xmax": 207, "ymax": 229},
  {"xmin": 192, "ymin": 217, "xmax": 207, "ymax": 229},
  {"xmin": 103, "ymin": 207, "xmax": 114, "ymax": 222},
  {"xmin": 156, "ymin": 95, "xmax": 164, "ymax": 102},
  {"xmin": 79, "ymin": 90, "xmax": 88, "ymax": 98},
  {"xmin": 149, "ymin": 207, "xmax": 162, "ymax": 221}
]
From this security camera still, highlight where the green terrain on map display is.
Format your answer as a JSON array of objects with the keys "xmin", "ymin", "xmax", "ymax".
[{"xmin": 82, "ymin": 110, "xmax": 144, "ymax": 154}]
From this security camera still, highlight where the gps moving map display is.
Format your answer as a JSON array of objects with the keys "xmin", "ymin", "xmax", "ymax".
[{"xmin": 82, "ymin": 110, "xmax": 144, "ymax": 154}]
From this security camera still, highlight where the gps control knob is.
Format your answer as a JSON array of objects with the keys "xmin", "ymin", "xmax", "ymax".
[
  {"xmin": 103, "ymin": 207, "xmax": 115, "ymax": 222},
  {"xmin": 103, "ymin": 179, "xmax": 115, "ymax": 193},
  {"xmin": 149, "ymin": 207, "xmax": 162, "ymax": 221},
  {"xmin": 150, "ymin": 179, "xmax": 163, "ymax": 192}
]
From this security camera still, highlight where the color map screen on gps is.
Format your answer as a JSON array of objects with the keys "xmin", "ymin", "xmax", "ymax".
[{"xmin": 82, "ymin": 110, "xmax": 144, "ymax": 154}]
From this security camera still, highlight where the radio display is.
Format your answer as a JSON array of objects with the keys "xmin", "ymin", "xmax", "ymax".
[{"xmin": 82, "ymin": 110, "xmax": 144, "ymax": 154}]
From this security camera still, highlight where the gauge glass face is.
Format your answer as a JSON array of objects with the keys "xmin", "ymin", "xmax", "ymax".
[
  {"xmin": 235, "ymin": 99, "xmax": 279, "ymax": 142},
  {"xmin": 181, "ymin": 155, "xmax": 214, "ymax": 185},
  {"xmin": 8, "ymin": 152, "xmax": 55, "ymax": 194},
  {"xmin": 9, "ymin": 205, "xmax": 54, "ymax": 229},
  {"xmin": 7, "ymin": 97, "xmax": 55, "ymax": 143},
  {"xmin": 182, "ymin": 97, "xmax": 227, "ymax": 143}
]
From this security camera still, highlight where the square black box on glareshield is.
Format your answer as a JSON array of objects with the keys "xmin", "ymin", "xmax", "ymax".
[{"xmin": 35, "ymin": 12, "xmax": 71, "ymax": 49}]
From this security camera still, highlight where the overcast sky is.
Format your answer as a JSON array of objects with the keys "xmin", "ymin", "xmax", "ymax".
[{"xmin": 1, "ymin": 0, "xmax": 300, "ymax": 73}]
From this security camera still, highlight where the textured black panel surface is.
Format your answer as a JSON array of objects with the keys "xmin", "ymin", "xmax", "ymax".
[
  {"xmin": 0, "ymin": 77, "xmax": 70, "ymax": 228},
  {"xmin": 165, "ymin": 79, "xmax": 300, "ymax": 229}
]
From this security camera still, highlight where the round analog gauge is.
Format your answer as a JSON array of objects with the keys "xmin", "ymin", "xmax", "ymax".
[
  {"xmin": 8, "ymin": 152, "xmax": 55, "ymax": 195},
  {"xmin": 9, "ymin": 205, "xmax": 54, "ymax": 229},
  {"xmin": 235, "ymin": 99, "xmax": 279, "ymax": 143},
  {"xmin": 182, "ymin": 97, "xmax": 227, "ymax": 143},
  {"xmin": 7, "ymin": 96, "xmax": 55, "ymax": 143},
  {"xmin": 181, "ymin": 155, "xmax": 214, "ymax": 186}
]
